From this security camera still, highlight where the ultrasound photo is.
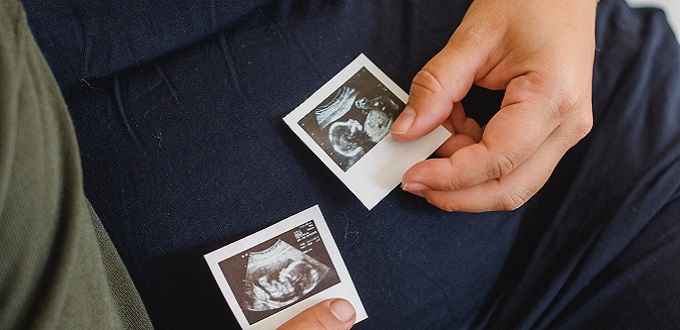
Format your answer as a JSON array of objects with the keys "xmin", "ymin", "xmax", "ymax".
[
  {"xmin": 298, "ymin": 68, "xmax": 405, "ymax": 171},
  {"xmin": 284, "ymin": 55, "xmax": 450, "ymax": 209},
  {"xmin": 219, "ymin": 220, "xmax": 340, "ymax": 325}
]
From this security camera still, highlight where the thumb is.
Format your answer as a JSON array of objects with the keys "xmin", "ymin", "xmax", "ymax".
[
  {"xmin": 391, "ymin": 26, "xmax": 492, "ymax": 141},
  {"xmin": 277, "ymin": 299, "xmax": 356, "ymax": 330}
]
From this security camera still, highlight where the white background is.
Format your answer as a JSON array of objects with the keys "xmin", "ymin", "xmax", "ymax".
[{"xmin": 627, "ymin": 0, "xmax": 680, "ymax": 41}]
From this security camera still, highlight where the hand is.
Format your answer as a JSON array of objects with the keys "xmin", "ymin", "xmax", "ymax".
[
  {"xmin": 278, "ymin": 299, "xmax": 356, "ymax": 330},
  {"xmin": 391, "ymin": 0, "xmax": 597, "ymax": 212}
]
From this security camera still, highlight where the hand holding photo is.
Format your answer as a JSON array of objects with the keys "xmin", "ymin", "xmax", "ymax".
[
  {"xmin": 204, "ymin": 205, "xmax": 366, "ymax": 329},
  {"xmin": 284, "ymin": 54, "xmax": 451, "ymax": 209}
]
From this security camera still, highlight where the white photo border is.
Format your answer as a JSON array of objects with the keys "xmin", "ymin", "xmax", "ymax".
[
  {"xmin": 204, "ymin": 205, "xmax": 367, "ymax": 329},
  {"xmin": 283, "ymin": 54, "xmax": 451, "ymax": 210}
]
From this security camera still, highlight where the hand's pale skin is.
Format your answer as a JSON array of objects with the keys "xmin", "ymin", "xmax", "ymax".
[
  {"xmin": 281, "ymin": 0, "xmax": 597, "ymax": 328},
  {"xmin": 278, "ymin": 299, "xmax": 355, "ymax": 330},
  {"xmin": 391, "ymin": 0, "xmax": 598, "ymax": 212}
]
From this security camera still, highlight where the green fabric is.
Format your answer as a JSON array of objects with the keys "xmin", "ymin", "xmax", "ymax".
[{"xmin": 0, "ymin": 1, "xmax": 153, "ymax": 328}]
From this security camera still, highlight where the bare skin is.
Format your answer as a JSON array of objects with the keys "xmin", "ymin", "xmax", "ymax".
[
  {"xmin": 392, "ymin": 0, "xmax": 597, "ymax": 212},
  {"xmin": 277, "ymin": 299, "xmax": 355, "ymax": 330},
  {"xmin": 282, "ymin": 0, "xmax": 598, "ymax": 328}
]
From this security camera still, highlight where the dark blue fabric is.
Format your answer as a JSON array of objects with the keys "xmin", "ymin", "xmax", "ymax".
[
  {"xmin": 23, "ymin": 0, "xmax": 680, "ymax": 329},
  {"xmin": 21, "ymin": 0, "xmax": 274, "ymax": 91},
  {"xmin": 470, "ymin": 3, "xmax": 680, "ymax": 328}
]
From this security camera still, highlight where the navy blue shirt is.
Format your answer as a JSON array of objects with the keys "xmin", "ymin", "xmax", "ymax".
[{"xmin": 23, "ymin": 0, "xmax": 680, "ymax": 328}]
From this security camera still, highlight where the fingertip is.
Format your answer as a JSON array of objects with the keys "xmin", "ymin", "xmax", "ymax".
[
  {"xmin": 402, "ymin": 182, "xmax": 431, "ymax": 193},
  {"xmin": 402, "ymin": 157, "xmax": 450, "ymax": 184},
  {"xmin": 390, "ymin": 105, "xmax": 416, "ymax": 137},
  {"xmin": 329, "ymin": 299, "xmax": 356, "ymax": 323}
]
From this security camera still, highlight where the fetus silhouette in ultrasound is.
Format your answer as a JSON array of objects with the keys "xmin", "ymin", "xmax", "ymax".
[
  {"xmin": 298, "ymin": 68, "xmax": 405, "ymax": 171},
  {"xmin": 244, "ymin": 240, "xmax": 330, "ymax": 311},
  {"xmin": 323, "ymin": 93, "xmax": 399, "ymax": 168}
]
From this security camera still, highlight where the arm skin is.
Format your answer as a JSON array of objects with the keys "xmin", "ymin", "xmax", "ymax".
[{"xmin": 392, "ymin": 0, "xmax": 597, "ymax": 212}]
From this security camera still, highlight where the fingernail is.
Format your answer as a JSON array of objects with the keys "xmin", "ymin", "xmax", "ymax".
[
  {"xmin": 329, "ymin": 299, "xmax": 355, "ymax": 322},
  {"xmin": 402, "ymin": 182, "xmax": 430, "ymax": 192},
  {"xmin": 390, "ymin": 106, "xmax": 415, "ymax": 135}
]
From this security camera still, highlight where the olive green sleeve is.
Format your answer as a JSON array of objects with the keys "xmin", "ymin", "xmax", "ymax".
[{"xmin": 0, "ymin": 1, "xmax": 153, "ymax": 328}]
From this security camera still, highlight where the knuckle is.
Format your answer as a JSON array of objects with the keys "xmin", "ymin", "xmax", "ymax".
[
  {"xmin": 558, "ymin": 104, "xmax": 593, "ymax": 148},
  {"xmin": 307, "ymin": 315, "xmax": 332, "ymax": 330},
  {"xmin": 556, "ymin": 87, "xmax": 581, "ymax": 114},
  {"xmin": 445, "ymin": 177, "xmax": 465, "ymax": 191},
  {"xmin": 445, "ymin": 158, "xmax": 466, "ymax": 190},
  {"xmin": 455, "ymin": 21, "xmax": 494, "ymax": 51},
  {"xmin": 424, "ymin": 191, "xmax": 459, "ymax": 212},
  {"xmin": 495, "ymin": 185, "xmax": 532, "ymax": 211},
  {"xmin": 572, "ymin": 107, "xmax": 594, "ymax": 139},
  {"xmin": 499, "ymin": 197, "xmax": 523, "ymax": 211},
  {"xmin": 438, "ymin": 200, "xmax": 459, "ymax": 213},
  {"xmin": 553, "ymin": 85, "xmax": 591, "ymax": 122},
  {"xmin": 279, "ymin": 316, "xmax": 326, "ymax": 330},
  {"xmin": 489, "ymin": 152, "xmax": 515, "ymax": 178},
  {"xmin": 519, "ymin": 74, "xmax": 588, "ymax": 131},
  {"xmin": 411, "ymin": 68, "xmax": 447, "ymax": 97}
]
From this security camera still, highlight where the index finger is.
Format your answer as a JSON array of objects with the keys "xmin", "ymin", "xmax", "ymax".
[
  {"xmin": 403, "ymin": 75, "xmax": 564, "ymax": 192},
  {"xmin": 391, "ymin": 29, "xmax": 493, "ymax": 141}
]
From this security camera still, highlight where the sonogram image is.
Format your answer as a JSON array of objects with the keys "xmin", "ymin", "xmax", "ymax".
[
  {"xmin": 219, "ymin": 220, "xmax": 340, "ymax": 325},
  {"xmin": 298, "ymin": 67, "xmax": 405, "ymax": 171},
  {"xmin": 244, "ymin": 239, "xmax": 329, "ymax": 311}
]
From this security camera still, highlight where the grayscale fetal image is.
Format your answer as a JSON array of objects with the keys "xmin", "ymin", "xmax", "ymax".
[
  {"xmin": 244, "ymin": 239, "xmax": 329, "ymax": 311},
  {"xmin": 219, "ymin": 221, "xmax": 340, "ymax": 325},
  {"xmin": 298, "ymin": 67, "xmax": 405, "ymax": 171}
]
